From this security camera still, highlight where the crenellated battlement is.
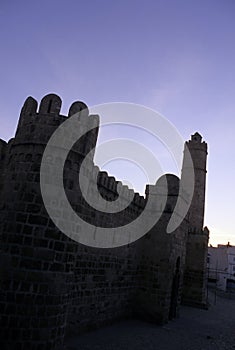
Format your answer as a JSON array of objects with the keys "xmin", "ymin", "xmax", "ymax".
[
  {"xmin": 2, "ymin": 95, "xmax": 207, "ymax": 219},
  {"xmin": 12, "ymin": 94, "xmax": 99, "ymax": 164},
  {"xmin": 20, "ymin": 93, "xmax": 89, "ymax": 119},
  {"xmin": 186, "ymin": 132, "xmax": 207, "ymax": 153},
  {"xmin": 96, "ymin": 169, "xmax": 146, "ymax": 211},
  {"xmin": 38, "ymin": 94, "xmax": 62, "ymax": 115}
]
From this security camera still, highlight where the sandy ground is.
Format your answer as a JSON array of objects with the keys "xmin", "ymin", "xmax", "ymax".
[{"xmin": 65, "ymin": 290, "xmax": 235, "ymax": 350}]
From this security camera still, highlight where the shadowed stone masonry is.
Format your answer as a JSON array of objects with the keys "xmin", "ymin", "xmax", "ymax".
[{"xmin": 0, "ymin": 94, "xmax": 209, "ymax": 350}]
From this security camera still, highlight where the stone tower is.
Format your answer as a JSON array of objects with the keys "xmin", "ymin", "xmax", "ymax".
[
  {"xmin": 181, "ymin": 132, "xmax": 209, "ymax": 308},
  {"xmin": 0, "ymin": 94, "xmax": 99, "ymax": 349},
  {"xmin": 185, "ymin": 132, "xmax": 207, "ymax": 232},
  {"xmin": 0, "ymin": 96, "xmax": 209, "ymax": 349}
]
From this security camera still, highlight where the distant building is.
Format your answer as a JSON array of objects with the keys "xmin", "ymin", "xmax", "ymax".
[{"xmin": 208, "ymin": 243, "xmax": 235, "ymax": 291}]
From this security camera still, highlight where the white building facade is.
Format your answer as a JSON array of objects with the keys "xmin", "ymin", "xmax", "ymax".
[{"xmin": 208, "ymin": 244, "xmax": 235, "ymax": 291}]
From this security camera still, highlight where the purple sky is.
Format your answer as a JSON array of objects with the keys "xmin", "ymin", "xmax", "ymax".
[{"xmin": 1, "ymin": 0, "xmax": 235, "ymax": 245}]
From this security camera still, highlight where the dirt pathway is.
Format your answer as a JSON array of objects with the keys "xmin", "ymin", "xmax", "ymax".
[{"xmin": 65, "ymin": 291, "xmax": 235, "ymax": 350}]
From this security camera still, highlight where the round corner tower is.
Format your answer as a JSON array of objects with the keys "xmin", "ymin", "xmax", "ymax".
[{"xmin": 0, "ymin": 94, "xmax": 100, "ymax": 350}]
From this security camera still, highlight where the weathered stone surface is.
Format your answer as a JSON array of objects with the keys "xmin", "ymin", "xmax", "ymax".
[{"xmin": 0, "ymin": 95, "xmax": 209, "ymax": 350}]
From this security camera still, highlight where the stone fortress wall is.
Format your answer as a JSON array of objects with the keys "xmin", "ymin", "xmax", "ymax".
[{"xmin": 0, "ymin": 94, "xmax": 209, "ymax": 350}]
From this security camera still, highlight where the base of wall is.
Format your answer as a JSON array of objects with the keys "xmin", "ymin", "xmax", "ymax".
[{"xmin": 181, "ymin": 300, "xmax": 208, "ymax": 310}]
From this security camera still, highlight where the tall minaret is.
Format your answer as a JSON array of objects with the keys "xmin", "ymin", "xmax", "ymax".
[
  {"xmin": 181, "ymin": 132, "xmax": 209, "ymax": 308},
  {"xmin": 182, "ymin": 132, "xmax": 208, "ymax": 232}
]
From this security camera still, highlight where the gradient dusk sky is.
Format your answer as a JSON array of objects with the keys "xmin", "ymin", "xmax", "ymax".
[{"xmin": 0, "ymin": 0, "xmax": 235, "ymax": 246}]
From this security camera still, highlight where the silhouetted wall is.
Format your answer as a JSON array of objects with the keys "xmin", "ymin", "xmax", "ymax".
[{"xmin": 0, "ymin": 94, "xmax": 209, "ymax": 350}]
